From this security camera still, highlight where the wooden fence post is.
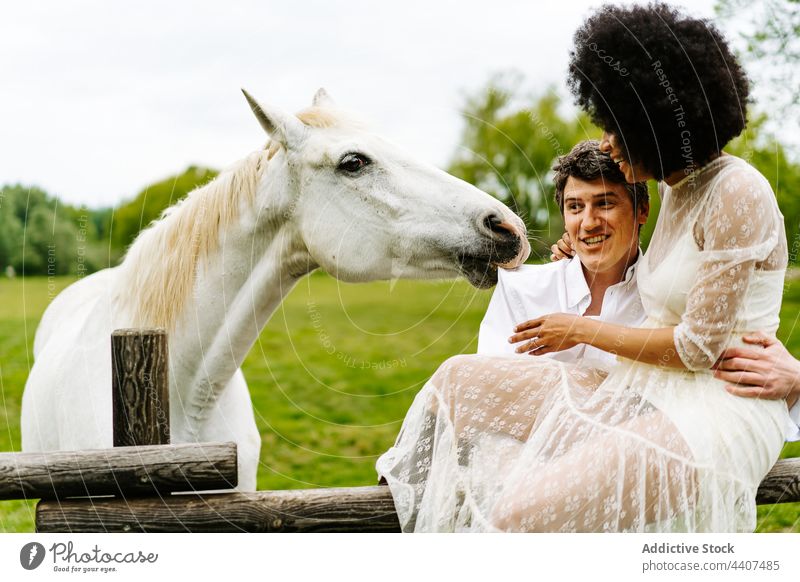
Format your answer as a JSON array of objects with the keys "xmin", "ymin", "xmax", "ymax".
[{"xmin": 111, "ymin": 328, "xmax": 169, "ymax": 447}]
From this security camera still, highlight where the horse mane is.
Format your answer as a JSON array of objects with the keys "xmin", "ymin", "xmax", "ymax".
[{"xmin": 117, "ymin": 106, "xmax": 348, "ymax": 330}]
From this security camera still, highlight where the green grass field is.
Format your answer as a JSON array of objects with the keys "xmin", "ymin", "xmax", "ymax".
[{"xmin": 1, "ymin": 274, "xmax": 798, "ymax": 532}]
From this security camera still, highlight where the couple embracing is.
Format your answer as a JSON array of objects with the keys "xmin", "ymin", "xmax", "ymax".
[{"xmin": 376, "ymin": 3, "xmax": 800, "ymax": 532}]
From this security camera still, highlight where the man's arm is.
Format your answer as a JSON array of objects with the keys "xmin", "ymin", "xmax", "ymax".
[
  {"xmin": 714, "ymin": 332, "xmax": 800, "ymax": 441},
  {"xmin": 714, "ymin": 333, "xmax": 800, "ymax": 406}
]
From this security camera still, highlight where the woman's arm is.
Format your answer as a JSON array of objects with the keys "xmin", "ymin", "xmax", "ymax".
[
  {"xmin": 509, "ymin": 314, "xmax": 687, "ymax": 368},
  {"xmin": 520, "ymin": 165, "xmax": 782, "ymax": 372}
]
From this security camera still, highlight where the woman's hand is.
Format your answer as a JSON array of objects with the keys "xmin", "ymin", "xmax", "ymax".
[
  {"xmin": 550, "ymin": 232, "xmax": 575, "ymax": 262},
  {"xmin": 509, "ymin": 313, "xmax": 595, "ymax": 355}
]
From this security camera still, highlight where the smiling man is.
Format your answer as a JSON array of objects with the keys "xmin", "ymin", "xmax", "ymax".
[{"xmin": 478, "ymin": 139, "xmax": 649, "ymax": 368}]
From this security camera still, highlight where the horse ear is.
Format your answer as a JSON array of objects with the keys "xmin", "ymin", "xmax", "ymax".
[
  {"xmin": 241, "ymin": 89, "xmax": 305, "ymax": 149},
  {"xmin": 312, "ymin": 88, "xmax": 335, "ymax": 108}
]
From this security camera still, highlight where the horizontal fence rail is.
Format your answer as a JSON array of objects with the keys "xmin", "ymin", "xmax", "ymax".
[
  {"xmin": 36, "ymin": 485, "xmax": 400, "ymax": 533},
  {"xmin": 755, "ymin": 457, "xmax": 800, "ymax": 505},
  {"xmin": 0, "ymin": 442, "xmax": 237, "ymax": 501}
]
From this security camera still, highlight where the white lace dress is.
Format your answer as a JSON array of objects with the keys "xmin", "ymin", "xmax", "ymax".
[{"xmin": 376, "ymin": 155, "xmax": 795, "ymax": 532}]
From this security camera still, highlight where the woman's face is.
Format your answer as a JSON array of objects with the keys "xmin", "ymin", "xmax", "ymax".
[{"xmin": 599, "ymin": 132, "xmax": 654, "ymax": 183}]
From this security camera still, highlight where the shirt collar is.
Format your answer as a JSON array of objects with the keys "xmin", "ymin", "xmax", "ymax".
[
  {"xmin": 618, "ymin": 248, "xmax": 642, "ymax": 288},
  {"xmin": 565, "ymin": 256, "xmax": 591, "ymax": 309},
  {"xmin": 566, "ymin": 248, "xmax": 643, "ymax": 309}
]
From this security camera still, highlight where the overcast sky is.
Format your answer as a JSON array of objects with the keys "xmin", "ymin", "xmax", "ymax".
[{"xmin": 1, "ymin": 0, "xmax": 717, "ymax": 208}]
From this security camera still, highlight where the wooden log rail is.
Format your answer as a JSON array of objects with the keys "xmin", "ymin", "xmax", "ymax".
[
  {"xmin": 756, "ymin": 457, "xmax": 800, "ymax": 504},
  {"xmin": 37, "ymin": 486, "xmax": 401, "ymax": 533},
  {"xmin": 0, "ymin": 442, "xmax": 237, "ymax": 500}
]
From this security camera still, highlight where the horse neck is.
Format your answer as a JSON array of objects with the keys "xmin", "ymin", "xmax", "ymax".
[
  {"xmin": 176, "ymin": 220, "xmax": 311, "ymax": 426},
  {"xmin": 116, "ymin": 151, "xmax": 315, "ymax": 427}
]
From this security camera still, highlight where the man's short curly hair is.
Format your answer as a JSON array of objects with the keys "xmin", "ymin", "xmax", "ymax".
[
  {"xmin": 567, "ymin": 3, "xmax": 749, "ymax": 180},
  {"xmin": 553, "ymin": 140, "xmax": 649, "ymax": 221}
]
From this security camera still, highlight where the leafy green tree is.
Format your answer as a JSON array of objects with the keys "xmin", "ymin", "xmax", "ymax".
[
  {"xmin": 1, "ymin": 166, "xmax": 218, "ymax": 276},
  {"xmin": 716, "ymin": 0, "xmax": 800, "ymax": 141},
  {"xmin": 0, "ymin": 184, "xmax": 111, "ymax": 275},
  {"xmin": 20, "ymin": 205, "xmax": 78, "ymax": 275},
  {"xmin": 448, "ymin": 75, "xmax": 599, "ymax": 259},
  {"xmin": 0, "ymin": 193, "xmax": 24, "ymax": 270},
  {"xmin": 110, "ymin": 166, "xmax": 217, "ymax": 252},
  {"xmin": 449, "ymin": 74, "xmax": 800, "ymax": 262}
]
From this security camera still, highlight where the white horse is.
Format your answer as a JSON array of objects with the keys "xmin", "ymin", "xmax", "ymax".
[{"xmin": 21, "ymin": 89, "xmax": 530, "ymax": 490}]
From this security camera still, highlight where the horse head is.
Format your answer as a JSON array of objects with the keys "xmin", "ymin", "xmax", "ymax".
[{"xmin": 243, "ymin": 89, "xmax": 530, "ymax": 288}]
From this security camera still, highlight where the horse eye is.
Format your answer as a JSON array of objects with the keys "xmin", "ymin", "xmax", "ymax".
[{"xmin": 338, "ymin": 153, "xmax": 371, "ymax": 174}]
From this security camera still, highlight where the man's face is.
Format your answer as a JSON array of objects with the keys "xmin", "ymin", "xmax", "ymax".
[{"xmin": 563, "ymin": 176, "xmax": 648, "ymax": 276}]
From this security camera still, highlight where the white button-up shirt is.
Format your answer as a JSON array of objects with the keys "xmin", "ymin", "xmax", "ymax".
[
  {"xmin": 478, "ymin": 254, "xmax": 645, "ymax": 369},
  {"xmin": 477, "ymin": 254, "xmax": 800, "ymax": 442}
]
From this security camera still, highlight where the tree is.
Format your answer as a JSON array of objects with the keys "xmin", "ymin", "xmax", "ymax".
[
  {"xmin": 449, "ymin": 74, "xmax": 800, "ymax": 262},
  {"xmin": 0, "ymin": 165, "xmax": 219, "ymax": 276},
  {"xmin": 0, "ymin": 192, "xmax": 24, "ymax": 270},
  {"xmin": 449, "ymin": 75, "xmax": 600, "ymax": 258},
  {"xmin": 110, "ymin": 165, "xmax": 217, "ymax": 252},
  {"xmin": 0, "ymin": 184, "xmax": 111, "ymax": 275},
  {"xmin": 716, "ymin": 0, "xmax": 800, "ymax": 155}
]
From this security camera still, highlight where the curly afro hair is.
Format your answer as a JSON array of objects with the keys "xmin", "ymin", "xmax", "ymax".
[{"xmin": 567, "ymin": 3, "xmax": 750, "ymax": 180}]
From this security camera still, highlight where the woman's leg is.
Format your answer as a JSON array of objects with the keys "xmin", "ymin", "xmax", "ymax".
[
  {"xmin": 377, "ymin": 354, "xmax": 609, "ymax": 531},
  {"xmin": 490, "ymin": 409, "xmax": 698, "ymax": 532},
  {"xmin": 428, "ymin": 354, "xmax": 607, "ymax": 442}
]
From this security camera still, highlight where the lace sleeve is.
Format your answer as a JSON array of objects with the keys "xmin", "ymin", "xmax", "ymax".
[{"xmin": 673, "ymin": 167, "xmax": 784, "ymax": 370}]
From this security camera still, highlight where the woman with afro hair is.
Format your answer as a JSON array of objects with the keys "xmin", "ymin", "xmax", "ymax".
[{"xmin": 377, "ymin": 3, "xmax": 793, "ymax": 532}]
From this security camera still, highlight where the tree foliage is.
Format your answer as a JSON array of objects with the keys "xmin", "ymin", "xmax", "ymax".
[
  {"xmin": 448, "ymin": 75, "xmax": 599, "ymax": 258},
  {"xmin": 0, "ymin": 165, "xmax": 217, "ymax": 277},
  {"xmin": 716, "ymin": 0, "xmax": 800, "ymax": 155},
  {"xmin": 449, "ymin": 75, "xmax": 800, "ymax": 262},
  {"xmin": 0, "ymin": 184, "xmax": 109, "ymax": 276},
  {"xmin": 110, "ymin": 165, "xmax": 217, "ymax": 251}
]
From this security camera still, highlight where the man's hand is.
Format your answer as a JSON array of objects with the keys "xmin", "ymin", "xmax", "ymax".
[
  {"xmin": 713, "ymin": 332, "xmax": 800, "ymax": 408},
  {"xmin": 550, "ymin": 232, "xmax": 575, "ymax": 262}
]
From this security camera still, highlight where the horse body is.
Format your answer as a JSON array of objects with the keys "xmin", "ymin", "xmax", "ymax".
[{"xmin": 21, "ymin": 90, "xmax": 529, "ymax": 490}]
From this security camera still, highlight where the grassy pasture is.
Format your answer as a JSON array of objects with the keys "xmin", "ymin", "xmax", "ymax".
[{"xmin": 1, "ymin": 274, "xmax": 798, "ymax": 532}]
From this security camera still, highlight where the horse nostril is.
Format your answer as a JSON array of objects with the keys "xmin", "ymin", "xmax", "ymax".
[
  {"xmin": 483, "ymin": 213, "xmax": 501, "ymax": 231},
  {"xmin": 482, "ymin": 213, "xmax": 516, "ymax": 240}
]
